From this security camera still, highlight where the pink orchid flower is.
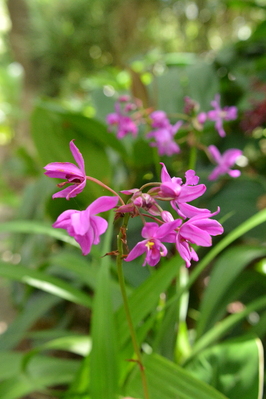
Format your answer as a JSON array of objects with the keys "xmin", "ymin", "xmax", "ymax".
[
  {"xmin": 158, "ymin": 163, "xmax": 209, "ymax": 218},
  {"xmin": 147, "ymin": 111, "xmax": 182, "ymax": 156},
  {"xmin": 53, "ymin": 196, "xmax": 119, "ymax": 255},
  {"xmin": 207, "ymin": 94, "xmax": 237, "ymax": 137},
  {"xmin": 208, "ymin": 145, "xmax": 242, "ymax": 181},
  {"xmin": 106, "ymin": 100, "xmax": 138, "ymax": 139},
  {"xmin": 125, "ymin": 220, "xmax": 180, "ymax": 267},
  {"xmin": 44, "ymin": 140, "xmax": 86, "ymax": 200},
  {"xmin": 176, "ymin": 209, "xmax": 224, "ymax": 267}
]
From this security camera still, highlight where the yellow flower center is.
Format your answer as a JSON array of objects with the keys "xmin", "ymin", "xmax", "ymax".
[{"xmin": 146, "ymin": 240, "xmax": 155, "ymax": 250}]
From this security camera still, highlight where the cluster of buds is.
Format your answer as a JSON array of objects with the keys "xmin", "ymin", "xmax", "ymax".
[{"xmin": 44, "ymin": 141, "xmax": 223, "ymax": 268}]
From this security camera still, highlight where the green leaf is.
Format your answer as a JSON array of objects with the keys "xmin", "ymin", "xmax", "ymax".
[
  {"xmin": 186, "ymin": 61, "xmax": 219, "ymax": 110},
  {"xmin": 27, "ymin": 335, "xmax": 91, "ymax": 358},
  {"xmin": 0, "ymin": 261, "xmax": 92, "ymax": 307},
  {"xmin": 189, "ymin": 295, "xmax": 266, "ymax": 360},
  {"xmin": 115, "ymin": 255, "xmax": 183, "ymax": 349},
  {"xmin": 50, "ymin": 250, "xmax": 130, "ymax": 310},
  {"xmin": 178, "ymin": 208, "xmax": 266, "ymax": 309},
  {"xmin": 125, "ymin": 352, "xmax": 227, "ymax": 399},
  {"xmin": 185, "ymin": 335, "xmax": 264, "ymax": 399},
  {"xmin": 0, "ymin": 352, "xmax": 23, "ymax": 380},
  {"xmin": 0, "ymin": 293, "xmax": 60, "ymax": 351},
  {"xmin": 89, "ymin": 223, "xmax": 119, "ymax": 399},
  {"xmin": 0, "ymin": 220, "xmax": 79, "ymax": 248},
  {"xmin": 0, "ymin": 354, "xmax": 79, "ymax": 399},
  {"xmin": 197, "ymin": 245, "xmax": 266, "ymax": 337},
  {"xmin": 205, "ymin": 178, "xmax": 266, "ymax": 239}
]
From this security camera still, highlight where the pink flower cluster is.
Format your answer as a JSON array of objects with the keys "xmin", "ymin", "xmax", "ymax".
[
  {"xmin": 106, "ymin": 94, "xmax": 243, "ymax": 181},
  {"xmin": 106, "ymin": 98, "xmax": 183, "ymax": 157},
  {"xmin": 44, "ymin": 141, "xmax": 223, "ymax": 268},
  {"xmin": 198, "ymin": 94, "xmax": 237, "ymax": 138},
  {"xmin": 106, "ymin": 95, "xmax": 139, "ymax": 139},
  {"xmin": 44, "ymin": 141, "xmax": 119, "ymax": 255},
  {"xmin": 121, "ymin": 162, "xmax": 223, "ymax": 267},
  {"xmin": 146, "ymin": 111, "xmax": 182, "ymax": 156}
]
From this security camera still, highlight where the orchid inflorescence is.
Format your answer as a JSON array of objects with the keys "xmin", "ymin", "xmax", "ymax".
[
  {"xmin": 106, "ymin": 94, "xmax": 243, "ymax": 181},
  {"xmin": 44, "ymin": 140, "xmax": 224, "ymax": 268}
]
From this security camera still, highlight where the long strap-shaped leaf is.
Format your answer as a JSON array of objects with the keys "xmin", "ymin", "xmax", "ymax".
[
  {"xmin": 163, "ymin": 208, "xmax": 266, "ymax": 313},
  {"xmin": 0, "ymin": 220, "xmax": 79, "ymax": 247},
  {"xmin": 0, "ymin": 262, "xmax": 91, "ymax": 307}
]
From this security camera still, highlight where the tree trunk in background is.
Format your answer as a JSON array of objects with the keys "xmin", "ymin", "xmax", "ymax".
[{"xmin": 6, "ymin": 0, "xmax": 40, "ymax": 151}]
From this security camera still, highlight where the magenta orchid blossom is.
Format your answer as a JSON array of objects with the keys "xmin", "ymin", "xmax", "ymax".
[
  {"xmin": 176, "ymin": 209, "xmax": 224, "ymax": 267},
  {"xmin": 208, "ymin": 145, "xmax": 242, "ymax": 181},
  {"xmin": 146, "ymin": 111, "xmax": 182, "ymax": 156},
  {"xmin": 106, "ymin": 98, "xmax": 138, "ymax": 139},
  {"xmin": 198, "ymin": 94, "xmax": 237, "ymax": 137},
  {"xmin": 44, "ymin": 140, "xmax": 86, "ymax": 200},
  {"xmin": 157, "ymin": 163, "xmax": 209, "ymax": 218},
  {"xmin": 125, "ymin": 220, "xmax": 180, "ymax": 267},
  {"xmin": 53, "ymin": 196, "xmax": 119, "ymax": 255}
]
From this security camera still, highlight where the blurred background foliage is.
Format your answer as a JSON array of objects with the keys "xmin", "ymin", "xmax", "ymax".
[{"xmin": 1, "ymin": 0, "xmax": 266, "ymax": 398}]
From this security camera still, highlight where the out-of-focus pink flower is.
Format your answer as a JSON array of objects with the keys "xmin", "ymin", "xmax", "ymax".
[
  {"xmin": 158, "ymin": 163, "xmax": 209, "ymax": 218},
  {"xmin": 106, "ymin": 100, "xmax": 138, "ymax": 139},
  {"xmin": 53, "ymin": 196, "xmax": 119, "ymax": 255},
  {"xmin": 149, "ymin": 111, "xmax": 169, "ymax": 128},
  {"xmin": 176, "ymin": 209, "xmax": 224, "ymax": 267},
  {"xmin": 44, "ymin": 140, "xmax": 86, "ymax": 200},
  {"xmin": 207, "ymin": 94, "xmax": 237, "ymax": 137},
  {"xmin": 197, "ymin": 112, "xmax": 207, "ymax": 125},
  {"xmin": 125, "ymin": 221, "xmax": 180, "ymax": 267},
  {"xmin": 147, "ymin": 112, "xmax": 182, "ymax": 156},
  {"xmin": 208, "ymin": 145, "xmax": 242, "ymax": 181}
]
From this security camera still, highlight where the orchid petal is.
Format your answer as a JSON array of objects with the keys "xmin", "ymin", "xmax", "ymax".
[
  {"xmin": 180, "ymin": 224, "xmax": 212, "ymax": 247},
  {"xmin": 178, "ymin": 184, "xmax": 206, "ymax": 202},
  {"xmin": 208, "ymin": 145, "xmax": 222, "ymax": 163},
  {"xmin": 88, "ymin": 196, "xmax": 119, "ymax": 215},
  {"xmin": 70, "ymin": 140, "xmax": 85, "ymax": 174},
  {"xmin": 44, "ymin": 162, "xmax": 83, "ymax": 179},
  {"xmin": 141, "ymin": 223, "xmax": 159, "ymax": 239},
  {"xmin": 228, "ymin": 169, "xmax": 241, "ymax": 178},
  {"xmin": 160, "ymin": 163, "xmax": 172, "ymax": 183},
  {"xmin": 125, "ymin": 241, "xmax": 146, "ymax": 262}
]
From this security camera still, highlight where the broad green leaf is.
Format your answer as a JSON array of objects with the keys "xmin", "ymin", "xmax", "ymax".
[
  {"xmin": 0, "ymin": 262, "xmax": 91, "ymax": 307},
  {"xmin": 153, "ymin": 265, "xmax": 190, "ymax": 362},
  {"xmin": 25, "ymin": 335, "xmax": 91, "ymax": 358},
  {"xmin": 0, "ymin": 352, "xmax": 23, "ymax": 380},
  {"xmin": 186, "ymin": 61, "xmax": 219, "ymax": 110},
  {"xmin": 89, "ymin": 222, "xmax": 119, "ymax": 399},
  {"xmin": 49, "ymin": 250, "xmax": 130, "ymax": 310},
  {"xmin": 185, "ymin": 335, "xmax": 264, "ymax": 399},
  {"xmin": 0, "ymin": 354, "xmax": 79, "ymax": 399},
  {"xmin": 205, "ymin": 178, "xmax": 266, "ymax": 239},
  {"xmin": 0, "ymin": 220, "xmax": 79, "ymax": 248},
  {"xmin": 167, "ymin": 208, "xmax": 266, "ymax": 312},
  {"xmin": 31, "ymin": 102, "xmax": 114, "ymax": 210},
  {"xmin": 0, "ymin": 293, "xmax": 60, "ymax": 351},
  {"xmin": 125, "ymin": 352, "xmax": 227, "ymax": 399},
  {"xmin": 89, "ymin": 264, "xmax": 119, "ymax": 399},
  {"xmin": 189, "ymin": 295, "xmax": 266, "ymax": 360},
  {"xmin": 197, "ymin": 245, "xmax": 266, "ymax": 337},
  {"xmin": 250, "ymin": 309, "xmax": 266, "ymax": 338},
  {"xmin": 115, "ymin": 254, "xmax": 183, "ymax": 349}
]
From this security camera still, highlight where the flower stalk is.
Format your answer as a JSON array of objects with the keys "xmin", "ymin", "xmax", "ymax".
[{"xmin": 116, "ymin": 215, "xmax": 150, "ymax": 399}]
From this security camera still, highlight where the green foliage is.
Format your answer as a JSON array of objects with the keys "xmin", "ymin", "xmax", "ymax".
[
  {"xmin": 2, "ymin": 10, "xmax": 266, "ymax": 396},
  {"xmin": 186, "ymin": 335, "xmax": 264, "ymax": 399}
]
